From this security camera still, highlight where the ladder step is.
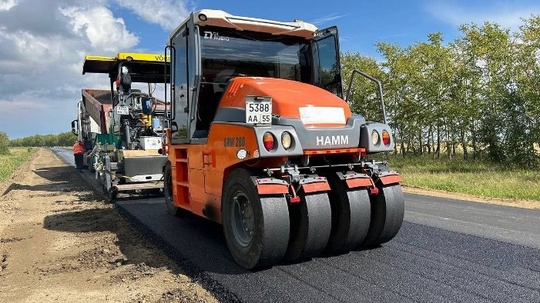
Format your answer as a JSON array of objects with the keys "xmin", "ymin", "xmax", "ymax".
[{"xmin": 174, "ymin": 180, "xmax": 189, "ymax": 187}]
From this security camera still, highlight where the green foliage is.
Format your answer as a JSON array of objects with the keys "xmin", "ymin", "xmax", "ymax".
[
  {"xmin": 0, "ymin": 132, "xmax": 9, "ymax": 155},
  {"xmin": 341, "ymin": 15, "xmax": 540, "ymax": 168},
  {"xmin": 0, "ymin": 148, "xmax": 36, "ymax": 181},
  {"xmin": 10, "ymin": 132, "xmax": 77, "ymax": 147}
]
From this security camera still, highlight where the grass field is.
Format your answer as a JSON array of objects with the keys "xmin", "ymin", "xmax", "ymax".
[
  {"xmin": 0, "ymin": 148, "xmax": 36, "ymax": 182},
  {"xmin": 388, "ymin": 155, "xmax": 540, "ymax": 202}
]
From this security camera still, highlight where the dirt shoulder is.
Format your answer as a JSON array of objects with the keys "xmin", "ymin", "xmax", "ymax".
[{"xmin": 0, "ymin": 148, "xmax": 216, "ymax": 303}]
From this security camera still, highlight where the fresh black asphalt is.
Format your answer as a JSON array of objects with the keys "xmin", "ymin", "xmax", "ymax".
[
  {"xmin": 52, "ymin": 148, "xmax": 540, "ymax": 302},
  {"xmin": 115, "ymin": 198, "xmax": 540, "ymax": 303}
]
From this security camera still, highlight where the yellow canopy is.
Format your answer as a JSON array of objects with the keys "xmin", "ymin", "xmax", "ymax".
[{"xmin": 82, "ymin": 52, "xmax": 169, "ymax": 83}]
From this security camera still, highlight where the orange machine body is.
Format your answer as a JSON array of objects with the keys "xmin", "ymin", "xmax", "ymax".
[
  {"xmin": 220, "ymin": 77, "xmax": 352, "ymax": 127},
  {"xmin": 161, "ymin": 9, "xmax": 404, "ymax": 269},
  {"xmin": 167, "ymin": 77, "xmax": 366, "ymax": 223}
]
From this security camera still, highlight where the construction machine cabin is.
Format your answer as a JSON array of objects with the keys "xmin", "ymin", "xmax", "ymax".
[{"xmin": 163, "ymin": 10, "xmax": 404, "ymax": 269}]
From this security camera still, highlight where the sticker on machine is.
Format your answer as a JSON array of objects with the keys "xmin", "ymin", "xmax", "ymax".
[{"xmin": 299, "ymin": 107, "xmax": 346, "ymax": 124}]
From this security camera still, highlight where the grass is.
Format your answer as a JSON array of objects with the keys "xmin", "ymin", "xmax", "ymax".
[
  {"xmin": 386, "ymin": 154, "xmax": 540, "ymax": 202},
  {"xmin": 0, "ymin": 147, "xmax": 37, "ymax": 182}
]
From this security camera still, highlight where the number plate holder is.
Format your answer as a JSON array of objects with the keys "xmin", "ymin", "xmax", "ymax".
[
  {"xmin": 116, "ymin": 105, "xmax": 129, "ymax": 115},
  {"xmin": 245, "ymin": 96, "xmax": 272, "ymax": 125}
]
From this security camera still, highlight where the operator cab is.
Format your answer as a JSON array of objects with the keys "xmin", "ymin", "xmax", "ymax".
[
  {"xmin": 83, "ymin": 53, "xmax": 170, "ymax": 149},
  {"xmin": 166, "ymin": 10, "xmax": 342, "ymax": 143}
]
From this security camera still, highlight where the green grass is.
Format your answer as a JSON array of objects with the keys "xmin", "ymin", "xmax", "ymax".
[
  {"xmin": 0, "ymin": 148, "xmax": 37, "ymax": 182},
  {"xmin": 387, "ymin": 155, "xmax": 540, "ymax": 201}
]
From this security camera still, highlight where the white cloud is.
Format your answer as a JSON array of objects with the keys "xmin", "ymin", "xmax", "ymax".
[
  {"xmin": 312, "ymin": 13, "xmax": 349, "ymax": 27},
  {"xmin": 0, "ymin": 0, "xmax": 18, "ymax": 11},
  {"xmin": 60, "ymin": 6, "xmax": 139, "ymax": 52},
  {"xmin": 113, "ymin": 0, "xmax": 192, "ymax": 31},
  {"xmin": 0, "ymin": 0, "xmax": 141, "ymax": 139},
  {"xmin": 0, "ymin": 0, "xmax": 193, "ymax": 138}
]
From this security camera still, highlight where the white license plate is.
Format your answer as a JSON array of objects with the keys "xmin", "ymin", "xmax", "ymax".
[
  {"xmin": 116, "ymin": 106, "xmax": 129, "ymax": 115},
  {"xmin": 245, "ymin": 96, "xmax": 272, "ymax": 124}
]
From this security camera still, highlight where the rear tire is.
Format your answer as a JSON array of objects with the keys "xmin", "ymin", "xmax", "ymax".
[
  {"xmin": 104, "ymin": 186, "xmax": 118, "ymax": 202},
  {"xmin": 222, "ymin": 169, "xmax": 290, "ymax": 269},
  {"xmin": 164, "ymin": 162, "xmax": 180, "ymax": 216},
  {"xmin": 325, "ymin": 174, "xmax": 371, "ymax": 253},
  {"xmin": 362, "ymin": 184, "xmax": 404, "ymax": 247},
  {"xmin": 284, "ymin": 192, "xmax": 332, "ymax": 262}
]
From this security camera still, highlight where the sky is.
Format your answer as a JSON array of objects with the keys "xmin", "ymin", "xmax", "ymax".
[{"xmin": 1, "ymin": 0, "xmax": 540, "ymax": 139}]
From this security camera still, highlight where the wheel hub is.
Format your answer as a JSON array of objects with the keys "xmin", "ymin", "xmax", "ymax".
[{"xmin": 231, "ymin": 191, "xmax": 255, "ymax": 247}]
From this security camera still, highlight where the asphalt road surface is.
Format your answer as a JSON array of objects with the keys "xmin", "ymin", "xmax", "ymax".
[{"xmin": 52, "ymin": 148, "xmax": 540, "ymax": 303}]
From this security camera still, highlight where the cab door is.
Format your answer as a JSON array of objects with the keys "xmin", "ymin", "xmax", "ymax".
[{"xmin": 312, "ymin": 26, "xmax": 343, "ymax": 98}]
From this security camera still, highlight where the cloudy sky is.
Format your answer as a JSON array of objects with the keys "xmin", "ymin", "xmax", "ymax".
[{"xmin": 1, "ymin": 0, "xmax": 540, "ymax": 139}]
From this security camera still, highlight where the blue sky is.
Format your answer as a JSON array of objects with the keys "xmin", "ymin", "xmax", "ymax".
[
  {"xmin": 122, "ymin": 0, "xmax": 540, "ymax": 58},
  {"xmin": 1, "ymin": 0, "xmax": 540, "ymax": 139}
]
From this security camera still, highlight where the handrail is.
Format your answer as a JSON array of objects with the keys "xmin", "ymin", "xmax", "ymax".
[{"xmin": 345, "ymin": 69, "xmax": 388, "ymax": 124}]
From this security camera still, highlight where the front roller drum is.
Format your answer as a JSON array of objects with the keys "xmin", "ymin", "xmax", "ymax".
[
  {"xmin": 222, "ymin": 169, "xmax": 290, "ymax": 269},
  {"xmin": 362, "ymin": 184, "xmax": 405, "ymax": 247},
  {"xmin": 284, "ymin": 191, "xmax": 332, "ymax": 262},
  {"xmin": 325, "ymin": 174, "xmax": 371, "ymax": 253}
]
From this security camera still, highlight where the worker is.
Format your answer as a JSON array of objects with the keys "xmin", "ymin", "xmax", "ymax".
[
  {"xmin": 73, "ymin": 140, "xmax": 85, "ymax": 171},
  {"xmin": 118, "ymin": 65, "xmax": 132, "ymax": 94}
]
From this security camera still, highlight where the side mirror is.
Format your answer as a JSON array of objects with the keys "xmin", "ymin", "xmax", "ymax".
[
  {"xmin": 171, "ymin": 121, "xmax": 179, "ymax": 132},
  {"xmin": 71, "ymin": 120, "xmax": 78, "ymax": 135}
]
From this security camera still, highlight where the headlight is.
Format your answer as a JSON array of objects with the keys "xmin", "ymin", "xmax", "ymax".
[
  {"xmin": 371, "ymin": 130, "xmax": 380, "ymax": 146},
  {"xmin": 281, "ymin": 131, "xmax": 293, "ymax": 150}
]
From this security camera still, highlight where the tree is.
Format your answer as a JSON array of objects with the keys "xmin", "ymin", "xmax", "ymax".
[
  {"xmin": 339, "ymin": 14, "xmax": 540, "ymax": 167},
  {"xmin": 9, "ymin": 132, "xmax": 77, "ymax": 147},
  {"xmin": 405, "ymin": 33, "xmax": 455, "ymax": 158},
  {"xmin": 376, "ymin": 42, "xmax": 417, "ymax": 157},
  {"xmin": 512, "ymin": 15, "xmax": 540, "ymax": 167},
  {"xmin": 0, "ymin": 132, "xmax": 9, "ymax": 155}
]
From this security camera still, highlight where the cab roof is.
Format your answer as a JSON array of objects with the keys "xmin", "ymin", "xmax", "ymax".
[
  {"xmin": 82, "ymin": 52, "xmax": 169, "ymax": 83},
  {"xmin": 170, "ymin": 9, "xmax": 318, "ymax": 41}
]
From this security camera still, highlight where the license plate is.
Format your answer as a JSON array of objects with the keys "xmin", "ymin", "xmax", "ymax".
[
  {"xmin": 116, "ymin": 106, "xmax": 129, "ymax": 115},
  {"xmin": 245, "ymin": 96, "xmax": 272, "ymax": 124}
]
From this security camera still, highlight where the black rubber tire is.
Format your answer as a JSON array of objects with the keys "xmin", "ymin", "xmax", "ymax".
[
  {"xmin": 222, "ymin": 169, "xmax": 290, "ymax": 269},
  {"xmin": 284, "ymin": 192, "xmax": 332, "ymax": 262},
  {"xmin": 163, "ymin": 162, "xmax": 180, "ymax": 216},
  {"xmin": 362, "ymin": 184, "xmax": 404, "ymax": 247},
  {"xmin": 105, "ymin": 186, "xmax": 118, "ymax": 202},
  {"xmin": 143, "ymin": 188, "xmax": 162, "ymax": 197},
  {"xmin": 325, "ymin": 174, "xmax": 371, "ymax": 253}
]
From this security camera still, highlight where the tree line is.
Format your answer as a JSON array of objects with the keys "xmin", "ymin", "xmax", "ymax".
[
  {"xmin": 341, "ymin": 15, "xmax": 540, "ymax": 168},
  {"xmin": 3, "ymin": 132, "xmax": 77, "ymax": 151}
]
